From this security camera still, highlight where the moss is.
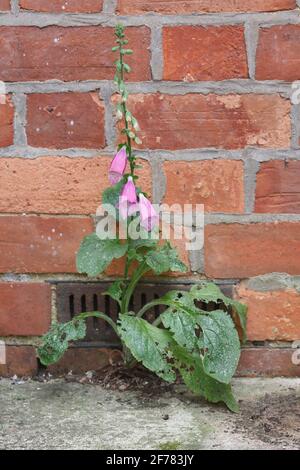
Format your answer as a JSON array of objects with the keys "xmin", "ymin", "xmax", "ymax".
[{"xmin": 159, "ymin": 440, "xmax": 182, "ymax": 450}]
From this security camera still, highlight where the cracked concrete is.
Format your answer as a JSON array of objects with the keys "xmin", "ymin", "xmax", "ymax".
[{"xmin": 0, "ymin": 377, "xmax": 299, "ymax": 450}]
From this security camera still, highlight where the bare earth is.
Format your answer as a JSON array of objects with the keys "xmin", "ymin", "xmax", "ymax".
[{"xmin": 0, "ymin": 377, "xmax": 299, "ymax": 450}]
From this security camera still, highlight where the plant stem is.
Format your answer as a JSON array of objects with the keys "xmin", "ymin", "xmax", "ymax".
[
  {"xmin": 118, "ymin": 39, "xmax": 135, "ymax": 176},
  {"xmin": 76, "ymin": 311, "xmax": 119, "ymax": 336},
  {"xmin": 121, "ymin": 262, "xmax": 149, "ymax": 314}
]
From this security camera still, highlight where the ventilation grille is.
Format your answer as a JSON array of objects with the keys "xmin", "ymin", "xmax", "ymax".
[{"xmin": 55, "ymin": 281, "xmax": 234, "ymax": 347}]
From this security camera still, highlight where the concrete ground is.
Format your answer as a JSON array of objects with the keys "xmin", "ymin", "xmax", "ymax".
[{"xmin": 0, "ymin": 377, "xmax": 299, "ymax": 450}]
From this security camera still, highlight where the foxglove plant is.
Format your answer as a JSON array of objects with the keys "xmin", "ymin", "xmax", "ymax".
[{"xmin": 38, "ymin": 25, "xmax": 247, "ymax": 412}]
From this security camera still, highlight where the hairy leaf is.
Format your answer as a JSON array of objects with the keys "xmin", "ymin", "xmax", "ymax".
[
  {"xmin": 198, "ymin": 310, "xmax": 240, "ymax": 384},
  {"xmin": 104, "ymin": 280, "xmax": 124, "ymax": 306},
  {"xmin": 190, "ymin": 283, "xmax": 248, "ymax": 342},
  {"xmin": 172, "ymin": 345, "xmax": 239, "ymax": 413},
  {"xmin": 77, "ymin": 233, "xmax": 128, "ymax": 276},
  {"xmin": 161, "ymin": 307, "xmax": 201, "ymax": 352},
  {"xmin": 102, "ymin": 179, "xmax": 125, "ymax": 219},
  {"xmin": 37, "ymin": 319, "xmax": 86, "ymax": 367},
  {"xmin": 117, "ymin": 315, "xmax": 176, "ymax": 382},
  {"xmin": 145, "ymin": 243, "xmax": 187, "ymax": 275}
]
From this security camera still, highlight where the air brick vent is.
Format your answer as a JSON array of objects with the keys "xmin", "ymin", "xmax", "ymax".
[{"xmin": 55, "ymin": 281, "xmax": 234, "ymax": 347}]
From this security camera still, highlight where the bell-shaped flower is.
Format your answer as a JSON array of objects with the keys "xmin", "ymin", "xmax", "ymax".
[
  {"xmin": 119, "ymin": 177, "xmax": 137, "ymax": 219},
  {"xmin": 139, "ymin": 194, "xmax": 158, "ymax": 232},
  {"xmin": 109, "ymin": 147, "xmax": 127, "ymax": 185}
]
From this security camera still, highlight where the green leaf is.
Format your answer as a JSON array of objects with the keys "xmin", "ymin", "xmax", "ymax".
[
  {"xmin": 172, "ymin": 345, "xmax": 239, "ymax": 412},
  {"xmin": 161, "ymin": 306, "xmax": 201, "ymax": 353},
  {"xmin": 77, "ymin": 233, "xmax": 128, "ymax": 276},
  {"xmin": 117, "ymin": 315, "xmax": 176, "ymax": 383},
  {"xmin": 198, "ymin": 310, "xmax": 240, "ymax": 384},
  {"xmin": 161, "ymin": 291, "xmax": 241, "ymax": 383},
  {"xmin": 190, "ymin": 283, "xmax": 248, "ymax": 342},
  {"xmin": 145, "ymin": 243, "xmax": 188, "ymax": 275},
  {"xmin": 104, "ymin": 280, "xmax": 124, "ymax": 306},
  {"xmin": 102, "ymin": 178, "xmax": 125, "ymax": 219},
  {"xmin": 37, "ymin": 319, "xmax": 86, "ymax": 367}
]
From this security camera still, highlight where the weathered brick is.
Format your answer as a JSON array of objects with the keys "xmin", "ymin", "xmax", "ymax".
[
  {"xmin": 0, "ymin": 283, "xmax": 51, "ymax": 336},
  {"xmin": 117, "ymin": 0, "xmax": 296, "ymax": 14},
  {"xmin": 0, "ymin": 157, "xmax": 152, "ymax": 215},
  {"xmin": 163, "ymin": 160, "xmax": 244, "ymax": 213},
  {"xmin": 163, "ymin": 26, "xmax": 248, "ymax": 81},
  {"xmin": 124, "ymin": 94, "xmax": 290, "ymax": 150},
  {"xmin": 0, "ymin": 215, "xmax": 93, "ymax": 273},
  {"xmin": 255, "ymin": 160, "xmax": 300, "ymax": 213},
  {"xmin": 237, "ymin": 348, "xmax": 300, "ymax": 378},
  {"xmin": 27, "ymin": 93, "xmax": 105, "ymax": 149},
  {"xmin": 256, "ymin": 25, "xmax": 300, "ymax": 81},
  {"xmin": 0, "ymin": 26, "xmax": 151, "ymax": 82},
  {"xmin": 0, "ymin": 0, "xmax": 10, "ymax": 10},
  {"xmin": 48, "ymin": 348, "xmax": 122, "ymax": 374},
  {"xmin": 0, "ymin": 95, "xmax": 14, "ymax": 148},
  {"xmin": 0, "ymin": 346, "xmax": 38, "ymax": 377},
  {"xmin": 205, "ymin": 222, "xmax": 300, "ymax": 278},
  {"xmin": 235, "ymin": 282, "xmax": 300, "ymax": 341},
  {"xmin": 20, "ymin": 0, "xmax": 103, "ymax": 12}
]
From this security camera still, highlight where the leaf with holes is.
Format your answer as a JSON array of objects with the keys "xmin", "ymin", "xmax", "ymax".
[
  {"xmin": 171, "ymin": 344, "xmax": 239, "ymax": 413},
  {"xmin": 117, "ymin": 314, "xmax": 176, "ymax": 383},
  {"xmin": 37, "ymin": 319, "xmax": 86, "ymax": 366},
  {"xmin": 77, "ymin": 233, "xmax": 128, "ymax": 277},
  {"xmin": 197, "ymin": 310, "xmax": 240, "ymax": 384},
  {"xmin": 190, "ymin": 283, "xmax": 248, "ymax": 342},
  {"xmin": 161, "ymin": 306, "xmax": 202, "ymax": 353}
]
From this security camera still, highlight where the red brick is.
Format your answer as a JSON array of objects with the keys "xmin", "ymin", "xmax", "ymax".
[
  {"xmin": 163, "ymin": 26, "xmax": 248, "ymax": 81},
  {"xmin": 0, "ymin": 95, "xmax": 14, "ymax": 148},
  {"xmin": 235, "ymin": 282, "xmax": 300, "ymax": 341},
  {"xmin": 0, "ymin": 283, "xmax": 51, "ymax": 336},
  {"xmin": 0, "ymin": 346, "xmax": 38, "ymax": 377},
  {"xmin": 0, "ymin": 215, "xmax": 93, "ymax": 273},
  {"xmin": 205, "ymin": 222, "xmax": 300, "ymax": 278},
  {"xmin": 117, "ymin": 0, "xmax": 296, "ymax": 14},
  {"xmin": 0, "ymin": 0, "xmax": 10, "ymax": 10},
  {"xmin": 27, "ymin": 93, "xmax": 105, "ymax": 149},
  {"xmin": 20, "ymin": 0, "xmax": 103, "ymax": 12},
  {"xmin": 256, "ymin": 25, "xmax": 300, "ymax": 81},
  {"xmin": 237, "ymin": 348, "xmax": 300, "ymax": 378},
  {"xmin": 163, "ymin": 160, "xmax": 244, "ymax": 213},
  {"xmin": 0, "ymin": 157, "xmax": 152, "ymax": 215},
  {"xmin": 48, "ymin": 347, "xmax": 122, "ymax": 374},
  {"xmin": 255, "ymin": 160, "xmax": 300, "ymax": 214},
  {"xmin": 0, "ymin": 26, "xmax": 151, "ymax": 82},
  {"xmin": 124, "ymin": 94, "xmax": 290, "ymax": 150}
]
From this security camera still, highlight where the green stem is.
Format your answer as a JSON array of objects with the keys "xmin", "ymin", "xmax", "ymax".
[
  {"xmin": 121, "ymin": 262, "xmax": 149, "ymax": 314},
  {"xmin": 76, "ymin": 311, "xmax": 119, "ymax": 336},
  {"xmin": 118, "ymin": 44, "xmax": 135, "ymax": 176}
]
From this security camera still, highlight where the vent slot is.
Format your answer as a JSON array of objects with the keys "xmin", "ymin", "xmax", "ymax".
[{"xmin": 55, "ymin": 281, "xmax": 234, "ymax": 347}]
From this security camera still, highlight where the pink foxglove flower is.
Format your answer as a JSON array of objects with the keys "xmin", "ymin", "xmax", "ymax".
[
  {"xmin": 139, "ymin": 194, "xmax": 158, "ymax": 231},
  {"xmin": 109, "ymin": 147, "xmax": 127, "ymax": 185},
  {"xmin": 119, "ymin": 177, "xmax": 137, "ymax": 219}
]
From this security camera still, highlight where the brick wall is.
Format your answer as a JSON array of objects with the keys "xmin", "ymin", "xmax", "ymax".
[{"xmin": 0, "ymin": 0, "xmax": 300, "ymax": 377}]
